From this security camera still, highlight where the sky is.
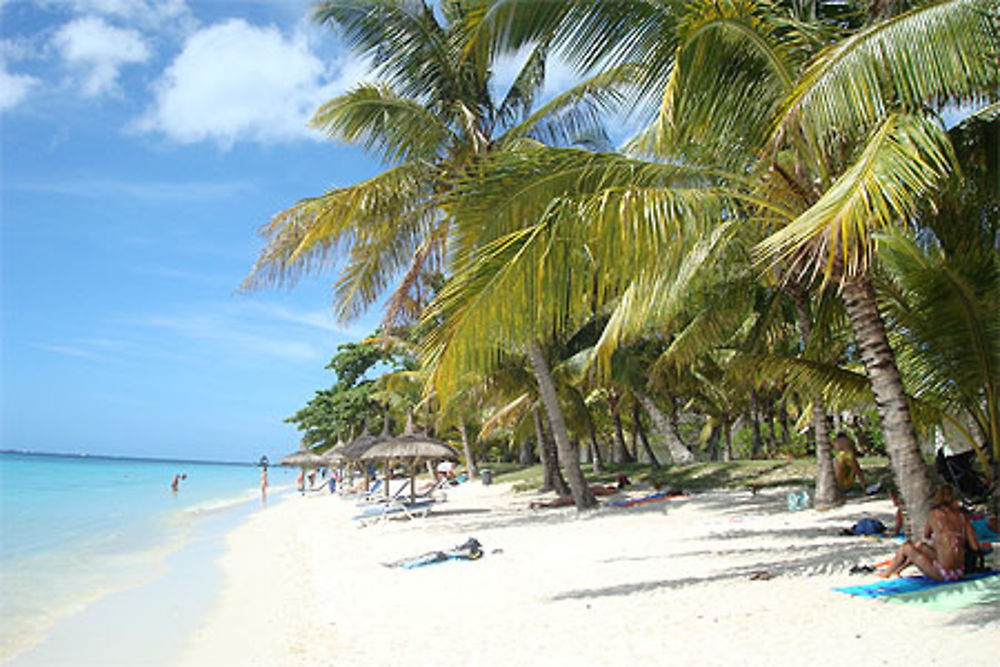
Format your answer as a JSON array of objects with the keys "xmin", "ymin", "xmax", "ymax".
[{"xmin": 1, "ymin": 0, "xmax": 394, "ymax": 463}]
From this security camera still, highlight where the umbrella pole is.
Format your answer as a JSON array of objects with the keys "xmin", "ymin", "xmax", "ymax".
[
  {"xmin": 384, "ymin": 462, "xmax": 390, "ymax": 498},
  {"xmin": 409, "ymin": 463, "xmax": 416, "ymax": 504}
]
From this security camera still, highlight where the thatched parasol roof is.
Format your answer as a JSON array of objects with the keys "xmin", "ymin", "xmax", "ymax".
[
  {"xmin": 359, "ymin": 415, "xmax": 459, "ymax": 504},
  {"xmin": 360, "ymin": 436, "xmax": 459, "ymax": 462},
  {"xmin": 360, "ymin": 414, "xmax": 459, "ymax": 463},
  {"xmin": 321, "ymin": 438, "xmax": 347, "ymax": 464},
  {"xmin": 338, "ymin": 421, "xmax": 391, "ymax": 461},
  {"xmin": 279, "ymin": 448, "xmax": 325, "ymax": 468}
]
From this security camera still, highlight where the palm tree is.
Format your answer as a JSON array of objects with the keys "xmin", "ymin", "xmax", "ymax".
[
  {"xmin": 242, "ymin": 0, "xmax": 623, "ymax": 328},
  {"xmin": 469, "ymin": 0, "xmax": 998, "ymax": 533}
]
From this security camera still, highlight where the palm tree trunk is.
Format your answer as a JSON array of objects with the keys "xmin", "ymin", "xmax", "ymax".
[
  {"xmin": 792, "ymin": 288, "xmax": 839, "ymax": 508},
  {"xmin": 519, "ymin": 437, "xmax": 535, "ymax": 465},
  {"xmin": 528, "ymin": 340, "xmax": 596, "ymax": 509},
  {"xmin": 842, "ymin": 273, "xmax": 933, "ymax": 535},
  {"xmin": 632, "ymin": 401, "xmax": 661, "ymax": 469},
  {"xmin": 607, "ymin": 391, "xmax": 634, "ymax": 464},
  {"xmin": 459, "ymin": 423, "xmax": 478, "ymax": 480},
  {"xmin": 533, "ymin": 407, "xmax": 561, "ymax": 493},
  {"xmin": 749, "ymin": 390, "xmax": 764, "ymax": 458},
  {"xmin": 636, "ymin": 391, "xmax": 695, "ymax": 464},
  {"xmin": 587, "ymin": 417, "xmax": 605, "ymax": 473},
  {"xmin": 723, "ymin": 416, "xmax": 733, "ymax": 462}
]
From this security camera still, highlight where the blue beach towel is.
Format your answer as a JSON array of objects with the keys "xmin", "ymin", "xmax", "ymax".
[
  {"xmin": 833, "ymin": 570, "xmax": 1000, "ymax": 598},
  {"xmin": 972, "ymin": 518, "xmax": 999, "ymax": 543}
]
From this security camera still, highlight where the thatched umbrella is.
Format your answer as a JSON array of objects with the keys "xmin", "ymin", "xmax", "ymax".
[
  {"xmin": 279, "ymin": 448, "xmax": 325, "ymax": 493},
  {"xmin": 339, "ymin": 422, "xmax": 392, "ymax": 494},
  {"xmin": 321, "ymin": 439, "xmax": 347, "ymax": 465},
  {"xmin": 360, "ymin": 417, "xmax": 459, "ymax": 504},
  {"xmin": 279, "ymin": 449, "xmax": 325, "ymax": 468}
]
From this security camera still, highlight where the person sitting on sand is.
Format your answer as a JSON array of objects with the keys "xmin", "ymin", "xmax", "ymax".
[
  {"xmin": 832, "ymin": 432, "xmax": 867, "ymax": 493},
  {"xmin": 879, "ymin": 485, "xmax": 980, "ymax": 581}
]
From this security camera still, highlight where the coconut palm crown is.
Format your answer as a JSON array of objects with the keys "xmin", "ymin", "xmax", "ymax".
[{"xmin": 242, "ymin": 0, "xmax": 626, "ymax": 328}]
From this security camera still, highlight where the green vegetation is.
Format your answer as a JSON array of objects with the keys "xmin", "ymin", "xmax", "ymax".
[{"xmin": 251, "ymin": 0, "xmax": 999, "ymax": 533}]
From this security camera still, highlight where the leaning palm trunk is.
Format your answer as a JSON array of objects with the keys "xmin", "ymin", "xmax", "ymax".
[
  {"xmin": 533, "ymin": 407, "xmax": 561, "ymax": 493},
  {"xmin": 528, "ymin": 340, "xmax": 597, "ymax": 509},
  {"xmin": 637, "ymin": 392, "xmax": 695, "ymax": 464},
  {"xmin": 792, "ymin": 291, "xmax": 838, "ymax": 508},
  {"xmin": 633, "ymin": 402, "xmax": 661, "ymax": 469},
  {"xmin": 608, "ymin": 392, "xmax": 634, "ymax": 464},
  {"xmin": 842, "ymin": 274, "xmax": 933, "ymax": 535}
]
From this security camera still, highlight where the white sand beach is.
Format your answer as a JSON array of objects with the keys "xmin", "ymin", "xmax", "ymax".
[{"xmin": 179, "ymin": 481, "xmax": 999, "ymax": 667}]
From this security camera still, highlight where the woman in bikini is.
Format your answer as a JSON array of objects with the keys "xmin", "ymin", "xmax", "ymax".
[{"xmin": 879, "ymin": 485, "xmax": 980, "ymax": 581}]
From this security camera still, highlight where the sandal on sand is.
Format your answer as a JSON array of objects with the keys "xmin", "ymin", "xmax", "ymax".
[{"xmin": 749, "ymin": 570, "xmax": 774, "ymax": 581}]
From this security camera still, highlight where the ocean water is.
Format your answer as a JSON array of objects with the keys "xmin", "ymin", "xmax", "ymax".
[{"xmin": 0, "ymin": 451, "xmax": 295, "ymax": 662}]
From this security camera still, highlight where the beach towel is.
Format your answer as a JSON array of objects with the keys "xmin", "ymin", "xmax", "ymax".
[
  {"xmin": 883, "ymin": 575, "xmax": 1000, "ymax": 612},
  {"xmin": 971, "ymin": 517, "xmax": 1000, "ymax": 543},
  {"xmin": 833, "ymin": 570, "xmax": 1000, "ymax": 598},
  {"xmin": 607, "ymin": 491, "xmax": 685, "ymax": 508},
  {"xmin": 385, "ymin": 538, "xmax": 484, "ymax": 569}
]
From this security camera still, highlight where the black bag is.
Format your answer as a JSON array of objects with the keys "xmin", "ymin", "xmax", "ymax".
[{"xmin": 964, "ymin": 547, "xmax": 988, "ymax": 574}]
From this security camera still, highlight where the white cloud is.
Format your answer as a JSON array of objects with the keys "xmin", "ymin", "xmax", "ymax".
[
  {"xmin": 135, "ymin": 19, "xmax": 356, "ymax": 147},
  {"xmin": 45, "ymin": 0, "xmax": 195, "ymax": 31},
  {"xmin": 52, "ymin": 16, "xmax": 151, "ymax": 97},
  {"xmin": 0, "ymin": 64, "xmax": 40, "ymax": 111}
]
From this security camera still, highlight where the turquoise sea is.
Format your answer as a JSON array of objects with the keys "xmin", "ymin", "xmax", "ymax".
[{"xmin": 0, "ymin": 451, "xmax": 296, "ymax": 664}]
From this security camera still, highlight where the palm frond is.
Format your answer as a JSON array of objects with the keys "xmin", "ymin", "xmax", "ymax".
[
  {"xmin": 879, "ymin": 230, "xmax": 999, "ymax": 423},
  {"xmin": 495, "ymin": 38, "xmax": 549, "ymax": 129},
  {"xmin": 241, "ymin": 161, "xmax": 436, "ymax": 321},
  {"xmin": 313, "ymin": 0, "xmax": 466, "ymax": 108},
  {"xmin": 498, "ymin": 64, "xmax": 637, "ymax": 149},
  {"xmin": 311, "ymin": 84, "xmax": 453, "ymax": 163},
  {"xmin": 755, "ymin": 113, "xmax": 956, "ymax": 285},
  {"xmin": 776, "ymin": 0, "xmax": 999, "ymax": 150},
  {"xmin": 753, "ymin": 353, "xmax": 873, "ymax": 411},
  {"xmin": 479, "ymin": 392, "xmax": 532, "ymax": 439}
]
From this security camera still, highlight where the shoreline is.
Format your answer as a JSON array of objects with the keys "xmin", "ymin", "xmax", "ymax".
[
  {"xmin": 179, "ymin": 481, "xmax": 998, "ymax": 667},
  {"xmin": 5, "ymin": 491, "xmax": 276, "ymax": 666}
]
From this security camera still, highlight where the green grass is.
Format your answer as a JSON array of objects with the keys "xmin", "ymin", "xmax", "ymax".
[{"xmin": 485, "ymin": 457, "xmax": 892, "ymax": 494}]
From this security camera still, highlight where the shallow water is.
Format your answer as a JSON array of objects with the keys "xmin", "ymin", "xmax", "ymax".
[{"xmin": 0, "ymin": 452, "xmax": 296, "ymax": 662}]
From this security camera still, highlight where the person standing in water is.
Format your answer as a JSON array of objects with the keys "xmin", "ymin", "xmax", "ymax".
[{"xmin": 171, "ymin": 474, "xmax": 181, "ymax": 492}]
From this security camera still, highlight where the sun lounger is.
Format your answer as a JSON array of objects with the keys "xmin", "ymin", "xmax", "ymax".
[
  {"xmin": 352, "ymin": 499, "xmax": 435, "ymax": 526},
  {"xmin": 355, "ymin": 479, "xmax": 413, "ymax": 506}
]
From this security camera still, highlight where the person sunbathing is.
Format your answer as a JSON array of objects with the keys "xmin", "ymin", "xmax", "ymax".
[
  {"xmin": 530, "ymin": 477, "xmax": 630, "ymax": 509},
  {"xmin": 879, "ymin": 485, "xmax": 981, "ymax": 581}
]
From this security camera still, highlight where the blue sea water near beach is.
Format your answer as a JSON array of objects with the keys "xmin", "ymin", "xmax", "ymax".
[{"xmin": 0, "ymin": 451, "xmax": 296, "ymax": 664}]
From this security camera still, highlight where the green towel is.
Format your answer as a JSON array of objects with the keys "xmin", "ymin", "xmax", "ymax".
[{"xmin": 886, "ymin": 575, "xmax": 1000, "ymax": 612}]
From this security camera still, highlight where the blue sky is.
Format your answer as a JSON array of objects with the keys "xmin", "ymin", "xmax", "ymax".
[{"xmin": 1, "ymin": 0, "xmax": 390, "ymax": 462}]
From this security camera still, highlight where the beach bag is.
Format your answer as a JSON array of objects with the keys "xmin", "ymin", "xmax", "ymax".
[
  {"xmin": 851, "ymin": 518, "xmax": 886, "ymax": 535},
  {"xmin": 786, "ymin": 489, "xmax": 810, "ymax": 512},
  {"xmin": 964, "ymin": 547, "xmax": 988, "ymax": 574}
]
